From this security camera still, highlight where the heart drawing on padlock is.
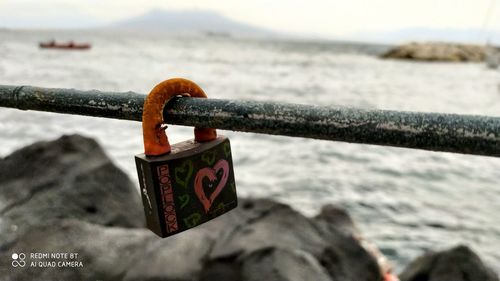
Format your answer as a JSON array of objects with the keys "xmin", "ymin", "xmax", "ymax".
[{"xmin": 194, "ymin": 159, "xmax": 229, "ymax": 213}]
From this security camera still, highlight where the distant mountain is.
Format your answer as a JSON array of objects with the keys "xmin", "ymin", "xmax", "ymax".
[
  {"xmin": 353, "ymin": 27, "xmax": 500, "ymax": 45},
  {"xmin": 109, "ymin": 9, "xmax": 277, "ymax": 37}
]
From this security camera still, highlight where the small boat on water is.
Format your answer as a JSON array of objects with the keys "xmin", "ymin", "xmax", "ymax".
[{"xmin": 39, "ymin": 40, "xmax": 91, "ymax": 50}]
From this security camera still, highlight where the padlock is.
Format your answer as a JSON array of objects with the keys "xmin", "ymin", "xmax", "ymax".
[{"xmin": 135, "ymin": 78, "xmax": 237, "ymax": 238}]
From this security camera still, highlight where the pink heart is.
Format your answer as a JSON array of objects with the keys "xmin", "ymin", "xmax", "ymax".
[{"xmin": 194, "ymin": 159, "xmax": 229, "ymax": 213}]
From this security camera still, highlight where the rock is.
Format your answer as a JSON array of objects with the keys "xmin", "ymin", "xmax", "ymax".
[
  {"xmin": 400, "ymin": 245, "xmax": 499, "ymax": 281},
  {"xmin": 314, "ymin": 205, "xmax": 389, "ymax": 279},
  {"xmin": 123, "ymin": 226, "xmax": 215, "ymax": 281},
  {"xmin": 0, "ymin": 135, "xmax": 218, "ymax": 281},
  {"xmin": 380, "ymin": 42, "xmax": 497, "ymax": 62},
  {"xmin": 240, "ymin": 247, "xmax": 332, "ymax": 281},
  {"xmin": 1, "ymin": 220, "xmax": 153, "ymax": 281},
  {"xmin": 0, "ymin": 134, "xmax": 391, "ymax": 281},
  {"xmin": 1, "ymin": 219, "xmax": 215, "ymax": 281},
  {"xmin": 203, "ymin": 200, "xmax": 383, "ymax": 281},
  {"xmin": 0, "ymin": 135, "xmax": 144, "ymax": 247}
]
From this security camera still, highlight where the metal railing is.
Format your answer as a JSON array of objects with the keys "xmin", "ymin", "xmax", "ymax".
[{"xmin": 0, "ymin": 85, "xmax": 499, "ymax": 157}]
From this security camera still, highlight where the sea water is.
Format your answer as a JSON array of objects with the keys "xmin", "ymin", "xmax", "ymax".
[{"xmin": 1, "ymin": 29, "xmax": 499, "ymax": 271}]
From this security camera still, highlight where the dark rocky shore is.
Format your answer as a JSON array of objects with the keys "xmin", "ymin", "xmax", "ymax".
[
  {"xmin": 381, "ymin": 42, "xmax": 499, "ymax": 62},
  {"xmin": 0, "ymin": 135, "xmax": 497, "ymax": 281}
]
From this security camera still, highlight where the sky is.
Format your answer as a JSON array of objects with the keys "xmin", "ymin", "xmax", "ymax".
[{"xmin": 1, "ymin": 0, "xmax": 500, "ymax": 42}]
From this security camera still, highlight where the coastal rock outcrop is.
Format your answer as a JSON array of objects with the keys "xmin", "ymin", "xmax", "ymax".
[
  {"xmin": 0, "ymin": 134, "xmax": 384, "ymax": 281},
  {"xmin": 381, "ymin": 42, "xmax": 496, "ymax": 62},
  {"xmin": 0, "ymin": 135, "xmax": 497, "ymax": 281}
]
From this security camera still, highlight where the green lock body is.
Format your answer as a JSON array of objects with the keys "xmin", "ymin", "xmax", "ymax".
[{"xmin": 135, "ymin": 135, "xmax": 237, "ymax": 238}]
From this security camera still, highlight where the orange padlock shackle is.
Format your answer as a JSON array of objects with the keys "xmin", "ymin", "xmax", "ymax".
[{"xmin": 142, "ymin": 78, "xmax": 217, "ymax": 156}]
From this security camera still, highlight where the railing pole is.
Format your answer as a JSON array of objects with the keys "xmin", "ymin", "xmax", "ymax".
[{"xmin": 0, "ymin": 85, "xmax": 499, "ymax": 157}]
